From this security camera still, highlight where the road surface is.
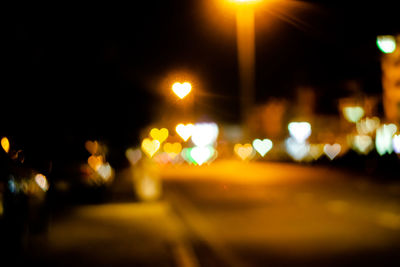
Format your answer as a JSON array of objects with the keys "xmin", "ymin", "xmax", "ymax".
[{"xmin": 17, "ymin": 161, "xmax": 400, "ymax": 266}]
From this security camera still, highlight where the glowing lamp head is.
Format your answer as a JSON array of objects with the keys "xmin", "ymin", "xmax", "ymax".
[
  {"xmin": 172, "ymin": 82, "xmax": 192, "ymax": 99},
  {"xmin": 230, "ymin": 0, "xmax": 262, "ymax": 4}
]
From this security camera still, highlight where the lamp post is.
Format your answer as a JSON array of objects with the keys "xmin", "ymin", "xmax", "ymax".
[{"xmin": 234, "ymin": 0, "xmax": 260, "ymax": 130}]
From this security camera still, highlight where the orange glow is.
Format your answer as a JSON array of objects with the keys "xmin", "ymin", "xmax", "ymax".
[
  {"xmin": 88, "ymin": 155, "xmax": 104, "ymax": 171},
  {"xmin": 150, "ymin": 128, "xmax": 169, "ymax": 143},
  {"xmin": 229, "ymin": 0, "xmax": 262, "ymax": 5},
  {"xmin": 141, "ymin": 138, "xmax": 161, "ymax": 158},
  {"xmin": 1, "ymin": 137, "xmax": 10, "ymax": 153},
  {"xmin": 85, "ymin": 140, "xmax": 99, "ymax": 155}
]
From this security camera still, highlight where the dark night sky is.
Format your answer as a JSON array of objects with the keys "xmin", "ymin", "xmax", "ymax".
[{"xmin": 2, "ymin": 0, "xmax": 399, "ymax": 162}]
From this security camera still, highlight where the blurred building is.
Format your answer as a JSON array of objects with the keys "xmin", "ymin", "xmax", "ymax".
[{"xmin": 381, "ymin": 34, "xmax": 400, "ymax": 122}]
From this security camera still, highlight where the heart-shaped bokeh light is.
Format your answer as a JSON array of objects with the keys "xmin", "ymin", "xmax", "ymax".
[
  {"xmin": 163, "ymin": 142, "xmax": 182, "ymax": 159},
  {"xmin": 323, "ymin": 143, "xmax": 341, "ymax": 160},
  {"xmin": 285, "ymin": 137, "xmax": 309, "ymax": 161},
  {"xmin": 190, "ymin": 146, "xmax": 214, "ymax": 165},
  {"xmin": 309, "ymin": 144, "xmax": 324, "ymax": 160},
  {"xmin": 172, "ymin": 82, "xmax": 192, "ymax": 99},
  {"xmin": 125, "ymin": 148, "xmax": 142, "ymax": 165},
  {"xmin": 85, "ymin": 140, "xmax": 99, "ymax": 155},
  {"xmin": 181, "ymin": 148, "xmax": 195, "ymax": 164},
  {"xmin": 97, "ymin": 163, "xmax": 113, "ymax": 181},
  {"xmin": 343, "ymin": 106, "xmax": 364, "ymax": 123},
  {"xmin": 288, "ymin": 122, "xmax": 311, "ymax": 143},
  {"xmin": 356, "ymin": 117, "xmax": 380, "ymax": 135},
  {"xmin": 252, "ymin": 139, "xmax": 273, "ymax": 157},
  {"xmin": 141, "ymin": 138, "xmax": 160, "ymax": 158},
  {"xmin": 393, "ymin": 135, "xmax": 400, "ymax": 154},
  {"xmin": 150, "ymin": 128, "xmax": 169, "ymax": 143},
  {"xmin": 88, "ymin": 155, "xmax": 104, "ymax": 171},
  {"xmin": 176, "ymin": 123, "xmax": 194, "ymax": 141},
  {"xmin": 234, "ymin": 143, "xmax": 254, "ymax": 160},
  {"xmin": 376, "ymin": 124, "xmax": 397, "ymax": 156},
  {"xmin": 191, "ymin": 122, "xmax": 219, "ymax": 147},
  {"xmin": 353, "ymin": 135, "xmax": 373, "ymax": 155}
]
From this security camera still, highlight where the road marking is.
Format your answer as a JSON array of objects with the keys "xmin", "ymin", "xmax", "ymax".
[
  {"xmin": 171, "ymin": 241, "xmax": 200, "ymax": 267},
  {"xmin": 166, "ymin": 189, "xmax": 249, "ymax": 267}
]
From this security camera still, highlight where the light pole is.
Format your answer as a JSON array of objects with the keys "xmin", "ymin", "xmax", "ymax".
[{"xmin": 234, "ymin": 0, "xmax": 260, "ymax": 129}]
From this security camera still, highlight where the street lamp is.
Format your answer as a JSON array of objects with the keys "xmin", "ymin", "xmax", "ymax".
[
  {"xmin": 171, "ymin": 81, "xmax": 195, "ymax": 122},
  {"xmin": 172, "ymin": 82, "xmax": 192, "ymax": 99}
]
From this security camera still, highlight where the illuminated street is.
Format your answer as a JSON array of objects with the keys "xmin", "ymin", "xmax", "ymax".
[
  {"xmin": 1, "ymin": 1, "xmax": 399, "ymax": 266},
  {"xmin": 22, "ymin": 161, "xmax": 400, "ymax": 266}
]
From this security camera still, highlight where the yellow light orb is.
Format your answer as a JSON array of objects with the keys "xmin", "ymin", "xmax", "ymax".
[{"xmin": 1, "ymin": 137, "xmax": 10, "ymax": 153}]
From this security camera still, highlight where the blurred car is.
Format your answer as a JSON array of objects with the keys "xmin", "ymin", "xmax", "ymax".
[{"xmin": 0, "ymin": 141, "xmax": 51, "ymax": 256}]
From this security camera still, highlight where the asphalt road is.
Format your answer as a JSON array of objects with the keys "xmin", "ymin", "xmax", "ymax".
[
  {"xmin": 161, "ymin": 161, "xmax": 400, "ymax": 266},
  {"xmin": 18, "ymin": 161, "xmax": 400, "ymax": 266}
]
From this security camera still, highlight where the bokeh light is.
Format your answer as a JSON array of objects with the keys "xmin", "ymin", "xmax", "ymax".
[
  {"xmin": 176, "ymin": 123, "xmax": 194, "ymax": 141},
  {"xmin": 376, "ymin": 124, "xmax": 397, "ymax": 156},
  {"xmin": 172, "ymin": 82, "xmax": 192, "ymax": 99},
  {"xmin": 234, "ymin": 143, "xmax": 254, "ymax": 160},
  {"xmin": 323, "ymin": 143, "xmax": 341, "ymax": 160},
  {"xmin": 288, "ymin": 122, "xmax": 311, "ymax": 143},
  {"xmin": 141, "ymin": 138, "xmax": 161, "ymax": 158},
  {"xmin": 191, "ymin": 122, "xmax": 219, "ymax": 147},
  {"xmin": 1, "ymin": 137, "xmax": 10, "ymax": 153},
  {"xmin": 125, "ymin": 148, "xmax": 142, "ymax": 165},
  {"xmin": 343, "ymin": 106, "xmax": 364, "ymax": 123},
  {"xmin": 252, "ymin": 138, "xmax": 273, "ymax": 157},
  {"xmin": 34, "ymin": 173, "xmax": 49, "ymax": 192},
  {"xmin": 285, "ymin": 137, "xmax": 310, "ymax": 161},
  {"xmin": 150, "ymin": 128, "xmax": 169, "ymax": 143},
  {"xmin": 377, "ymin": 35, "xmax": 397, "ymax": 54},
  {"xmin": 190, "ymin": 146, "xmax": 215, "ymax": 165},
  {"xmin": 393, "ymin": 134, "xmax": 400, "ymax": 154}
]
